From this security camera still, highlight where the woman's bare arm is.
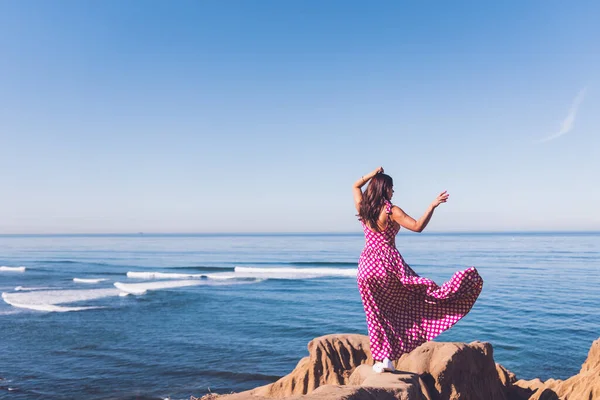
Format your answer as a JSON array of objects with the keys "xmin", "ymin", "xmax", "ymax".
[
  {"xmin": 391, "ymin": 191, "xmax": 449, "ymax": 232},
  {"xmin": 353, "ymin": 167, "xmax": 384, "ymax": 212}
]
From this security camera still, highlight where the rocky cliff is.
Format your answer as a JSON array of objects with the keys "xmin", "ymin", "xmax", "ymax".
[{"xmin": 194, "ymin": 334, "xmax": 600, "ymax": 400}]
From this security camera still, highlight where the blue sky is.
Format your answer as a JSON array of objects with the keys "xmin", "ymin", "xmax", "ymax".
[{"xmin": 0, "ymin": 1, "xmax": 598, "ymax": 233}]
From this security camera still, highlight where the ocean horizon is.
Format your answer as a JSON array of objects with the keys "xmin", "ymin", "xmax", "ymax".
[{"xmin": 1, "ymin": 230, "xmax": 599, "ymax": 237}]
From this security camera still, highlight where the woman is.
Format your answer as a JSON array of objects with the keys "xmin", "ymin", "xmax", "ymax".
[{"xmin": 353, "ymin": 167, "xmax": 483, "ymax": 373}]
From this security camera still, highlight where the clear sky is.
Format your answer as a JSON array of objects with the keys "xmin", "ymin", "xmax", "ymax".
[{"xmin": 0, "ymin": 1, "xmax": 598, "ymax": 233}]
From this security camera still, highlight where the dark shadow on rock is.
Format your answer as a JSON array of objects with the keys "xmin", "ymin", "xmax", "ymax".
[
  {"xmin": 537, "ymin": 388, "xmax": 559, "ymax": 400},
  {"xmin": 509, "ymin": 385, "xmax": 536, "ymax": 400},
  {"xmin": 346, "ymin": 387, "xmax": 403, "ymax": 400},
  {"xmin": 418, "ymin": 372, "xmax": 439, "ymax": 400},
  {"xmin": 388, "ymin": 370, "xmax": 412, "ymax": 375}
]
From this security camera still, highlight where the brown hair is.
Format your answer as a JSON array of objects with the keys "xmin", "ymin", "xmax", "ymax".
[{"xmin": 358, "ymin": 173, "xmax": 393, "ymax": 231}]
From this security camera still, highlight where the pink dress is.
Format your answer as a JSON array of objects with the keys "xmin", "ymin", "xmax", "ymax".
[{"xmin": 357, "ymin": 201, "xmax": 483, "ymax": 361}]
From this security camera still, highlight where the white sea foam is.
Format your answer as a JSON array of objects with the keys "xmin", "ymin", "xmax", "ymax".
[
  {"xmin": 127, "ymin": 271, "xmax": 206, "ymax": 280},
  {"xmin": 3, "ymin": 275, "xmax": 260, "ymax": 312},
  {"xmin": 0, "ymin": 309, "xmax": 21, "ymax": 315},
  {"xmin": 2, "ymin": 302, "xmax": 100, "ymax": 312},
  {"xmin": 232, "ymin": 266, "xmax": 357, "ymax": 279},
  {"xmin": 2, "ymin": 289, "xmax": 119, "ymax": 312},
  {"xmin": 73, "ymin": 278, "xmax": 107, "ymax": 284},
  {"xmin": 14, "ymin": 286, "xmax": 54, "ymax": 291},
  {"xmin": 126, "ymin": 267, "xmax": 356, "ymax": 281},
  {"xmin": 0, "ymin": 266, "xmax": 26, "ymax": 272},
  {"xmin": 114, "ymin": 280, "xmax": 206, "ymax": 295},
  {"xmin": 203, "ymin": 273, "xmax": 238, "ymax": 280}
]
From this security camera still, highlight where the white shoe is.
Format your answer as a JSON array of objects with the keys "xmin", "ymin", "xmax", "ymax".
[
  {"xmin": 372, "ymin": 362, "xmax": 385, "ymax": 373},
  {"xmin": 382, "ymin": 358, "xmax": 395, "ymax": 372},
  {"xmin": 372, "ymin": 358, "xmax": 395, "ymax": 373}
]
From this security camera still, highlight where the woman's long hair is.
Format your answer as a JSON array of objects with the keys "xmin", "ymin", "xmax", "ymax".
[{"xmin": 358, "ymin": 173, "xmax": 393, "ymax": 231}]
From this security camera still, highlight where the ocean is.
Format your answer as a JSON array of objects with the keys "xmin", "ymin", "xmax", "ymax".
[{"xmin": 0, "ymin": 232, "xmax": 598, "ymax": 400}]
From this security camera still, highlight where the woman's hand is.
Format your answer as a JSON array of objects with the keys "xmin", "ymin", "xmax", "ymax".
[
  {"xmin": 373, "ymin": 166, "xmax": 384, "ymax": 175},
  {"xmin": 431, "ymin": 191, "xmax": 449, "ymax": 208},
  {"xmin": 360, "ymin": 167, "xmax": 384, "ymax": 184}
]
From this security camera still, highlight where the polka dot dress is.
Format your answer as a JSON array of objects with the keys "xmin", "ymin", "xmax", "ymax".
[{"xmin": 357, "ymin": 201, "xmax": 483, "ymax": 361}]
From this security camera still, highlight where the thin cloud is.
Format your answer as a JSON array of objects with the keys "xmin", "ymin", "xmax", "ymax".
[{"xmin": 539, "ymin": 87, "xmax": 587, "ymax": 143}]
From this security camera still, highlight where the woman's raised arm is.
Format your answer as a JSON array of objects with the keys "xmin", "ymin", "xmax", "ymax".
[
  {"xmin": 353, "ymin": 167, "xmax": 384, "ymax": 212},
  {"xmin": 391, "ymin": 191, "xmax": 449, "ymax": 232}
]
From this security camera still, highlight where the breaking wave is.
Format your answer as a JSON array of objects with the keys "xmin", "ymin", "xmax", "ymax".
[
  {"xmin": 0, "ymin": 266, "xmax": 26, "ymax": 272},
  {"xmin": 236, "ymin": 261, "xmax": 357, "ymax": 267},
  {"xmin": 114, "ymin": 280, "xmax": 206, "ymax": 295},
  {"xmin": 14, "ymin": 286, "xmax": 55, "ymax": 291},
  {"xmin": 1, "ymin": 289, "xmax": 118, "ymax": 312},
  {"xmin": 3, "ymin": 278, "xmax": 262, "ymax": 312},
  {"xmin": 232, "ymin": 266, "xmax": 356, "ymax": 279},
  {"xmin": 73, "ymin": 278, "xmax": 108, "ymax": 284},
  {"xmin": 126, "ymin": 266, "xmax": 356, "ymax": 281},
  {"xmin": 127, "ymin": 272, "xmax": 206, "ymax": 280}
]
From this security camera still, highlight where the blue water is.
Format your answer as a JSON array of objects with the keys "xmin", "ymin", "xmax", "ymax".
[{"xmin": 0, "ymin": 232, "xmax": 598, "ymax": 400}]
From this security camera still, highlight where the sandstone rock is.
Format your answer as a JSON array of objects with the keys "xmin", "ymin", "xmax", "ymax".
[
  {"xmin": 212, "ymin": 384, "xmax": 423, "ymax": 400},
  {"xmin": 250, "ymin": 334, "xmax": 372, "ymax": 398},
  {"xmin": 554, "ymin": 337, "xmax": 600, "ymax": 399},
  {"xmin": 309, "ymin": 384, "xmax": 422, "ymax": 400},
  {"xmin": 496, "ymin": 363, "xmax": 517, "ymax": 387},
  {"xmin": 515, "ymin": 338, "xmax": 600, "ymax": 399},
  {"xmin": 195, "ymin": 335, "xmax": 600, "ymax": 400},
  {"xmin": 511, "ymin": 378, "xmax": 549, "ymax": 400},
  {"xmin": 348, "ymin": 364, "xmax": 429, "ymax": 400},
  {"xmin": 394, "ymin": 341, "xmax": 510, "ymax": 400}
]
